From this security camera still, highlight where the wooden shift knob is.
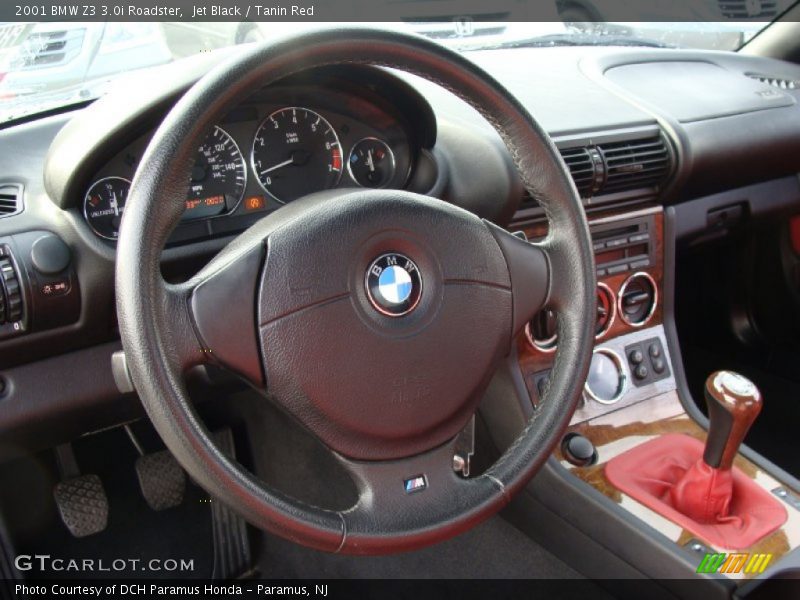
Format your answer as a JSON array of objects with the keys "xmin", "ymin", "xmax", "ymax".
[{"xmin": 703, "ymin": 371, "xmax": 762, "ymax": 470}]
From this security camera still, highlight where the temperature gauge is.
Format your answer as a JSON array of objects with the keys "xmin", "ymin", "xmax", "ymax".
[
  {"xmin": 83, "ymin": 176, "xmax": 131, "ymax": 240},
  {"xmin": 348, "ymin": 138, "xmax": 395, "ymax": 188}
]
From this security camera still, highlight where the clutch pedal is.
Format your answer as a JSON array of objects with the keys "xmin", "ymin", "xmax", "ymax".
[{"xmin": 53, "ymin": 444, "xmax": 109, "ymax": 538}]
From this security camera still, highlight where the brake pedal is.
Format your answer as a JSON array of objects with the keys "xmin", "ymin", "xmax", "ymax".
[
  {"xmin": 135, "ymin": 450, "xmax": 187, "ymax": 511},
  {"xmin": 52, "ymin": 443, "xmax": 109, "ymax": 538}
]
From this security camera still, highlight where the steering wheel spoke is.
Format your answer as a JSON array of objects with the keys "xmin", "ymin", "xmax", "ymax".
[
  {"xmin": 159, "ymin": 281, "xmax": 209, "ymax": 371},
  {"xmin": 485, "ymin": 222, "xmax": 551, "ymax": 337},
  {"xmin": 334, "ymin": 440, "xmax": 500, "ymax": 554},
  {"xmin": 185, "ymin": 244, "xmax": 266, "ymax": 387}
]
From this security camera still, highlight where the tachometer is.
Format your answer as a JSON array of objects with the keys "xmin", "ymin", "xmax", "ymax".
[
  {"xmin": 186, "ymin": 126, "xmax": 246, "ymax": 220},
  {"xmin": 251, "ymin": 107, "xmax": 343, "ymax": 203},
  {"xmin": 83, "ymin": 176, "xmax": 130, "ymax": 240}
]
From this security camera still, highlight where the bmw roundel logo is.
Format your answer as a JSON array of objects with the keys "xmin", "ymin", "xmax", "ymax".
[{"xmin": 365, "ymin": 253, "xmax": 422, "ymax": 317}]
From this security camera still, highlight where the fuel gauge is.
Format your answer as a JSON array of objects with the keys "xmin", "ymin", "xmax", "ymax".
[
  {"xmin": 348, "ymin": 138, "xmax": 395, "ymax": 188},
  {"xmin": 83, "ymin": 176, "xmax": 131, "ymax": 240}
]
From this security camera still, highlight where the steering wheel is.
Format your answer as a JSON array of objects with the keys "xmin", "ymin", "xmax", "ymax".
[{"xmin": 116, "ymin": 28, "xmax": 595, "ymax": 554}]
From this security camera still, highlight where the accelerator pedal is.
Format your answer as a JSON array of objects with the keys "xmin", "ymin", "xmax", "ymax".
[
  {"xmin": 53, "ymin": 444, "xmax": 108, "ymax": 538},
  {"xmin": 210, "ymin": 429, "xmax": 252, "ymax": 580}
]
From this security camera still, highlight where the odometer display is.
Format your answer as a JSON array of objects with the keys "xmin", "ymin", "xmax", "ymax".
[
  {"xmin": 186, "ymin": 126, "xmax": 246, "ymax": 220},
  {"xmin": 251, "ymin": 107, "xmax": 343, "ymax": 203}
]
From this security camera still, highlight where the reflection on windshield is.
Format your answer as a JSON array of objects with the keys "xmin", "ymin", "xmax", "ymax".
[{"xmin": 0, "ymin": 19, "xmax": 774, "ymax": 123}]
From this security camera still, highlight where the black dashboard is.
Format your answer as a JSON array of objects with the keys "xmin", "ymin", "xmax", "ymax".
[{"xmin": 1, "ymin": 40, "xmax": 800, "ymax": 454}]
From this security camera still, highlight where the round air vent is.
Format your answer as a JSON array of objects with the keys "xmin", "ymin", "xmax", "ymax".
[
  {"xmin": 595, "ymin": 282, "xmax": 616, "ymax": 339},
  {"xmin": 524, "ymin": 307, "xmax": 557, "ymax": 353},
  {"xmin": 526, "ymin": 283, "xmax": 616, "ymax": 352},
  {"xmin": 618, "ymin": 272, "xmax": 657, "ymax": 327},
  {"xmin": 584, "ymin": 348, "xmax": 627, "ymax": 405}
]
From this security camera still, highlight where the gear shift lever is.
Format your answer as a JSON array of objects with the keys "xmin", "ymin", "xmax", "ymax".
[
  {"xmin": 703, "ymin": 371, "xmax": 762, "ymax": 470},
  {"xmin": 606, "ymin": 369, "xmax": 786, "ymax": 548},
  {"xmin": 670, "ymin": 370, "xmax": 762, "ymax": 522}
]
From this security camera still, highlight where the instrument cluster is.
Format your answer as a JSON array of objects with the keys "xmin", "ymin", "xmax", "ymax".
[{"xmin": 82, "ymin": 92, "xmax": 413, "ymax": 242}]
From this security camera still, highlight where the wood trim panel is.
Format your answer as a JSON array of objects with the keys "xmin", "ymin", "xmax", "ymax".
[
  {"xmin": 517, "ymin": 208, "xmax": 665, "ymax": 383},
  {"xmin": 557, "ymin": 392, "xmax": 800, "ymax": 579}
]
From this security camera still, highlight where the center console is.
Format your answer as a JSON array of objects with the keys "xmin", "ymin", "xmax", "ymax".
[
  {"xmin": 488, "ymin": 204, "xmax": 800, "ymax": 594},
  {"xmin": 517, "ymin": 206, "xmax": 671, "ymax": 424}
]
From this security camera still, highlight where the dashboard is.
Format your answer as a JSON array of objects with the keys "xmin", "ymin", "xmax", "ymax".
[{"xmin": 1, "ymin": 40, "xmax": 800, "ymax": 456}]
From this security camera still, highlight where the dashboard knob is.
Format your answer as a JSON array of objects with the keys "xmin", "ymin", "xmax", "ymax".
[
  {"xmin": 30, "ymin": 235, "xmax": 70, "ymax": 275},
  {"xmin": 562, "ymin": 433, "xmax": 597, "ymax": 467}
]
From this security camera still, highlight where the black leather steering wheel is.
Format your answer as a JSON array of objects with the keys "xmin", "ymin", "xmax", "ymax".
[{"xmin": 116, "ymin": 28, "xmax": 596, "ymax": 554}]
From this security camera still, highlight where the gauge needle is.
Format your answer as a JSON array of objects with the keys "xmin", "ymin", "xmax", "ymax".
[
  {"xmin": 110, "ymin": 191, "xmax": 119, "ymax": 217},
  {"xmin": 367, "ymin": 149, "xmax": 375, "ymax": 172},
  {"xmin": 260, "ymin": 158, "xmax": 293, "ymax": 176}
]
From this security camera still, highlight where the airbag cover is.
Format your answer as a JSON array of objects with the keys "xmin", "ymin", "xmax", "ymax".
[{"xmin": 257, "ymin": 190, "xmax": 512, "ymax": 459}]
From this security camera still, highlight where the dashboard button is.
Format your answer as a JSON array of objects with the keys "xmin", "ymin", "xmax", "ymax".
[
  {"xmin": 629, "ymin": 349, "xmax": 644, "ymax": 364},
  {"xmin": 41, "ymin": 280, "xmax": 70, "ymax": 298},
  {"xmin": 562, "ymin": 433, "xmax": 597, "ymax": 467},
  {"xmin": 649, "ymin": 343, "xmax": 662, "ymax": 358},
  {"xmin": 652, "ymin": 358, "xmax": 666, "ymax": 374},
  {"xmin": 607, "ymin": 264, "xmax": 629, "ymax": 275},
  {"xmin": 634, "ymin": 364, "xmax": 649, "ymax": 380}
]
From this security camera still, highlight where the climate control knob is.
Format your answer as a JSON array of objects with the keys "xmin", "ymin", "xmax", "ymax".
[{"xmin": 618, "ymin": 272, "xmax": 657, "ymax": 327}]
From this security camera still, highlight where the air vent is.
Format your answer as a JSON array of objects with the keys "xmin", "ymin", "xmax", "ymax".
[
  {"xmin": 0, "ymin": 184, "xmax": 23, "ymax": 218},
  {"xmin": 560, "ymin": 147, "xmax": 595, "ymax": 197},
  {"xmin": 746, "ymin": 72, "xmax": 799, "ymax": 90},
  {"xmin": 519, "ymin": 147, "xmax": 594, "ymax": 208},
  {"xmin": 598, "ymin": 136, "xmax": 671, "ymax": 195},
  {"xmin": 517, "ymin": 134, "xmax": 672, "ymax": 211}
]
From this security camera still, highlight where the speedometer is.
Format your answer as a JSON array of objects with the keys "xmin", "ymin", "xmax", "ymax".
[
  {"xmin": 251, "ymin": 107, "xmax": 343, "ymax": 203},
  {"xmin": 186, "ymin": 126, "xmax": 246, "ymax": 220}
]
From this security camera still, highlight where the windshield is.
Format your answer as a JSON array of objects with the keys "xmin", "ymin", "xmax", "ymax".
[{"xmin": 0, "ymin": 16, "xmax": 787, "ymax": 123}]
